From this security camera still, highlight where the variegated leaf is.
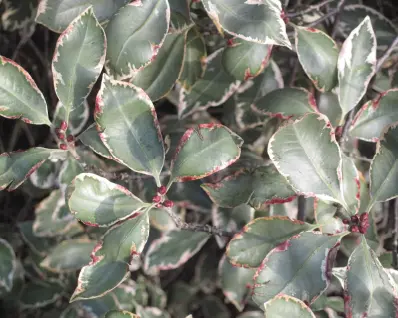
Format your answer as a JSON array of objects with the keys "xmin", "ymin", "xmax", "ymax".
[
  {"xmin": 78, "ymin": 123, "xmax": 113, "ymax": 159},
  {"xmin": 105, "ymin": 0, "xmax": 170, "ymax": 79},
  {"xmin": 201, "ymin": 0, "xmax": 290, "ymax": 48},
  {"xmin": 67, "ymin": 173, "xmax": 148, "ymax": 227},
  {"xmin": 253, "ymin": 232, "xmax": 345, "ymax": 306},
  {"xmin": 169, "ymin": 0, "xmax": 191, "ymax": 32},
  {"xmin": 314, "ymin": 200, "xmax": 344, "ymax": 235},
  {"xmin": 58, "ymin": 157, "xmax": 84, "ymax": 187},
  {"xmin": 131, "ymin": 31, "xmax": 186, "ymax": 101},
  {"xmin": 29, "ymin": 160, "xmax": 58, "ymax": 190},
  {"xmin": 2, "ymin": 0, "xmax": 37, "ymax": 31},
  {"xmin": 70, "ymin": 212, "xmax": 150, "ymax": 301},
  {"xmin": 0, "ymin": 56, "xmax": 50, "ymax": 125},
  {"xmin": 0, "ymin": 148, "xmax": 66, "ymax": 191},
  {"xmin": 345, "ymin": 236, "xmax": 397, "ymax": 317},
  {"xmin": 144, "ymin": 230, "xmax": 210, "ymax": 273},
  {"xmin": 338, "ymin": 16, "xmax": 377, "ymax": 117},
  {"xmin": 340, "ymin": 154, "xmax": 360, "ymax": 215},
  {"xmin": 36, "ymin": 0, "xmax": 130, "ymax": 33},
  {"xmin": 18, "ymin": 221, "xmax": 57, "ymax": 257},
  {"xmin": 53, "ymin": 100, "xmax": 89, "ymax": 136},
  {"xmin": 95, "ymin": 76, "xmax": 165, "ymax": 184},
  {"xmin": 52, "ymin": 7, "xmax": 106, "ymax": 127},
  {"xmin": 252, "ymin": 87, "xmax": 318, "ymax": 119},
  {"xmin": 264, "ymin": 294, "xmax": 316, "ymax": 317},
  {"xmin": 227, "ymin": 216, "xmax": 316, "ymax": 268},
  {"xmin": 20, "ymin": 280, "xmax": 64, "ymax": 308},
  {"xmin": 350, "ymin": 89, "xmax": 398, "ymax": 142},
  {"xmin": 317, "ymin": 92, "xmax": 342, "ymax": 127},
  {"xmin": 295, "ymin": 27, "xmax": 338, "ymax": 91},
  {"xmin": 268, "ymin": 113, "xmax": 345, "ymax": 206},
  {"xmin": 202, "ymin": 166, "xmax": 296, "ymax": 209},
  {"xmin": 0, "ymin": 238, "xmax": 16, "ymax": 292},
  {"xmin": 222, "ymin": 38, "xmax": 272, "ymax": 81},
  {"xmin": 178, "ymin": 49, "xmax": 241, "ymax": 118},
  {"xmin": 170, "ymin": 124, "xmax": 243, "ymax": 182},
  {"xmin": 104, "ymin": 311, "xmax": 139, "ymax": 318}
]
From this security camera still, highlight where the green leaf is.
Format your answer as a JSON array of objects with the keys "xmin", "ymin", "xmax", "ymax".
[
  {"xmin": 202, "ymin": 166, "xmax": 296, "ymax": 209},
  {"xmin": 29, "ymin": 160, "xmax": 57, "ymax": 190},
  {"xmin": 58, "ymin": 157, "xmax": 84, "ymax": 187},
  {"xmin": 52, "ymin": 7, "xmax": 105, "ymax": 126},
  {"xmin": 295, "ymin": 27, "xmax": 338, "ymax": 91},
  {"xmin": 18, "ymin": 221, "xmax": 57, "ymax": 256},
  {"xmin": 340, "ymin": 5, "xmax": 398, "ymax": 50},
  {"xmin": 350, "ymin": 89, "xmax": 398, "ymax": 142},
  {"xmin": 170, "ymin": 124, "xmax": 243, "ymax": 182},
  {"xmin": 105, "ymin": 0, "xmax": 170, "ymax": 79},
  {"xmin": 253, "ymin": 232, "xmax": 344, "ymax": 306},
  {"xmin": 317, "ymin": 92, "xmax": 342, "ymax": 127},
  {"xmin": 53, "ymin": 100, "xmax": 89, "ymax": 136},
  {"xmin": 268, "ymin": 113, "xmax": 344, "ymax": 206},
  {"xmin": 169, "ymin": 0, "xmax": 191, "ymax": 32},
  {"xmin": 0, "ymin": 239, "xmax": 16, "ymax": 292},
  {"xmin": 71, "ymin": 212, "xmax": 150, "ymax": 301},
  {"xmin": 41, "ymin": 239, "xmax": 96, "ymax": 273},
  {"xmin": 36, "ymin": 0, "xmax": 130, "ymax": 33},
  {"xmin": 33, "ymin": 189, "xmax": 82, "ymax": 237},
  {"xmin": 264, "ymin": 294, "xmax": 316, "ymax": 318},
  {"xmin": 78, "ymin": 123, "xmax": 113, "ymax": 159},
  {"xmin": 144, "ymin": 230, "xmax": 210, "ymax": 273},
  {"xmin": 178, "ymin": 49, "xmax": 241, "ymax": 118},
  {"xmin": 338, "ymin": 16, "xmax": 376, "ymax": 117},
  {"xmin": 178, "ymin": 27, "xmax": 207, "ymax": 90},
  {"xmin": 0, "ymin": 147, "xmax": 66, "ymax": 191},
  {"xmin": 227, "ymin": 216, "xmax": 315, "ymax": 268},
  {"xmin": 136, "ymin": 307, "xmax": 171, "ymax": 318},
  {"xmin": 222, "ymin": 38, "xmax": 272, "ymax": 81},
  {"xmin": 20, "ymin": 280, "xmax": 64, "ymax": 308},
  {"xmin": 67, "ymin": 173, "xmax": 148, "ymax": 227},
  {"xmin": 219, "ymin": 255, "xmax": 256, "ymax": 311},
  {"xmin": 95, "ymin": 76, "xmax": 165, "ymax": 184},
  {"xmin": 131, "ymin": 31, "xmax": 187, "ymax": 101},
  {"xmin": 314, "ymin": 200, "xmax": 344, "ymax": 235},
  {"xmin": 340, "ymin": 154, "xmax": 360, "ymax": 215},
  {"xmin": 237, "ymin": 312, "xmax": 263, "ymax": 318},
  {"xmin": 201, "ymin": 0, "xmax": 290, "ymax": 48},
  {"xmin": 0, "ymin": 56, "xmax": 50, "ymax": 125},
  {"xmin": 369, "ymin": 123, "xmax": 398, "ymax": 207},
  {"xmin": 2, "ymin": 0, "xmax": 37, "ymax": 31},
  {"xmin": 104, "ymin": 311, "xmax": 139, "ymax": 318},
  {"xmin": 252, "ymin": 87, "xmax": 318, "ymax": 119},
  {"xmin": 345, "ymin": 237, "xmax": 397, "ymax": 317}
]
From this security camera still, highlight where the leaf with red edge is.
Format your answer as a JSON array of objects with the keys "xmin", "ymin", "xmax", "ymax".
[
  {"xmin": 252, "ymin": 87, "xmax": 318, "ymax": 120},
  {"xmin": 252, "ymin": 231, "xmax": 345, "ymax": 306},
  {"xmin": 350, "ymin": 89, "xmax": 398, "ymax": 142},
  {"xmin": 0, "ymin": 56, "xmax": 50, "ymax": 125},
  {"xmin": 340, "ymin": 154, "xmax": 360, "ymax": 215},
  {"xmin": 144, "ymin": 230, "xmax": 210, "ymax": 274},
  {"xmin": 264, "ymin": 294, "xmax": 316, "ymax": 317},
  {"xmin": 170, "ymin": 124, "xmax": 243, "ymax": 182},
  {"xmin": 226, "ymin": 216, "xmax": 316, "ymax": 268},
  {"xmin": 344, "ymin": 236, "xmax": 398, "ymax": 317},
  {"xmin": 95, "ymin": 76, "xmax": 165, "ymax": 185},
  {"xmin": 0, "ymin": 148, "xmax": 66, "ymax": 191},
  {"xmin": 67, "ymin": 173, "xmax": 149, "ymax": 227},
  {"xmin": 70, "ymin": 211, "xmax": 150, "ymax": 301},
  {"xmin": 78, "ymin": 123, "xmax": 113, "ymax": 159},
  {"xmin": 202, "ymin": 165, "xmax": 296, "ymax": 209}
]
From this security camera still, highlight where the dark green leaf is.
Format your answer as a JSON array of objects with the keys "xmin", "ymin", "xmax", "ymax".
[{"xmin": 20, "ymin": 280, "xmax": 64, "ymax": 308}]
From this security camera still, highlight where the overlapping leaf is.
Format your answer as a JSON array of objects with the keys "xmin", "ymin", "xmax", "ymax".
[
  {"xmin": 338, "ymin": 16, "xmax": 376, "ymax": 117},
  {"xmin": 0, "ymin": 56, "xmax": 50, "ymax": 125},
  {"xmin": 350, "ymin": 89, "xmax": 398, "ymax": 141},
  {"xmin": 0, "ymin": 148, "xmax": 66, "ymax": 191},
  {"xmin": 29, "ymin": 160, "xmax": 58, "ymax": 190},
  {"xmin": 268, "ymin": 113, "xmax": 344, "ymax": 205},
  {"xmin": 169, "ymin": 0, "xmax": 191, "ymax": 32},
  {"xmin": 252, "ymin": 87, "xmax": 318, "ymax": 119},
  {"xmin": 345, "ymin": 237, "xmax": 397, "ymax": 317},
  {"xmin": 314, "ymin": 200, "xmax": 344, "ymax": 235},
  {"xmin": 253, "ymin": 232, "xmax": 344, "ymax": 305},
  {"xmin": 67, "ymin": 173, "xmax": 148, "ymax": 227},
  {"xmin": 71, "ymin": 212, "xmax": 150, "ymax": 301},
  {"xmin": 317, "ymin": 92, "xmax": 342, "ymax": 127},
  {"xmin": 19, "ymin": 221, "xmax": 57, "ymax": 256},
  {"xmin": 78, "ymin": 124, "xmax": 113, "ymax": 159},
  {"xmin": 222, "ymin": 38, "xmax": 272, "ymax": 81},
  {"xmin": 295, "ymin": 27, "xmax": 338, "ymax": 91},
  {"xmin": 53, "ymin": 100, "xmax": 89, "ymax": 136},
  {"xmin": 264, "ymin": 294, "xmax": 316, "ymax": 317},
  {"xmin": 202, "ymin": 165, "xmax": 295, "ymax": 209},
  {"xmin": 201, "ymin": 0, "xmax": 290, "ymax": 47},
  {"xmin": 340, "ymin": 154, "xmax": 360, "ymax": 215},
  {"xmin": 131, "ymin": 31, "xmax": 186, "ymax": 101},
  {"xmin": 227, "ymin": 216, "xmax": 316, "ymax": 268},
  {"xmin": 0, "ymin": 239, "xmax": 16, "ymax": 292},
  {"xmin": 95, "ymin": 76, "xmax": 165, "ymax": 184},
  {"xmin": 36, "ymin": 0, "xmax": 130, "ymax": 32},
  {"xmin": 144, "ymin": 230, "xmax": 210, "ymax": 273},
  {"xmin": 105, "ymin": 0, "xmax": 170, "ymax": 79},
  {"xmin": 170, "ymin": 124, "xmax": 243, "ymax": 182},
  {"xmin": 52, "ymin": 7, "xmax": 105, "ymax": 127}
]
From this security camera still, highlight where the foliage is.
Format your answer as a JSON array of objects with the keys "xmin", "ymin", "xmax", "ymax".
[{"xmin": 0, "ymin": 0, "xmax": 398, "ymax": 317}]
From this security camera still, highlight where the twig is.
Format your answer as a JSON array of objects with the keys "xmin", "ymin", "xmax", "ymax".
[
  {"xmin": 375, "ymin": 36, "xmax": 398, "ymax": 74},
  {"xmin": 392, "ymin": 199, "xmax": 398, "ymax": 269},
  {"xmin": 287, "ymin": 0, "xmax": 335, "ymax": 18},
  {"xmin": 165, "ymin": 208, "xmax": 236, "ymax": 238}
]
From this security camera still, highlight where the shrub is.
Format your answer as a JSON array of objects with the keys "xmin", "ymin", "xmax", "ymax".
[{"xmin": 0, "ymin": 0, "xmax": 398, "ymax": 317}]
